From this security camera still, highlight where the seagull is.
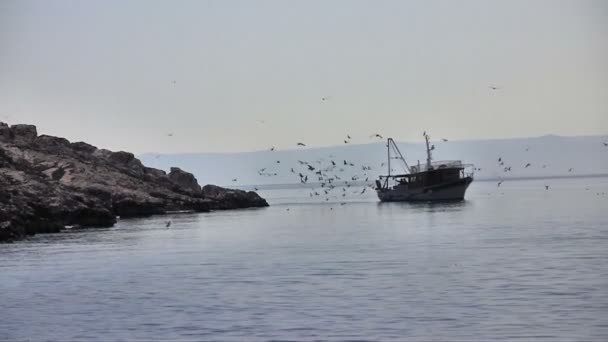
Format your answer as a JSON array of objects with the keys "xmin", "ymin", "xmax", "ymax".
[
  {"xmin": 331, "ymin": 160, "xmax": 336, "ymax": 166},
  {"xmin": 373, "ymin": 133, "xmax": 383, "ymax": 139},
  {"xmin": 525, "ymin": 163, "xmax": 531, "ymax": 168},
  {"xmin": 360, "ymin": 188, "xmax": 366, "ymax": 194},
  {"xmin": 307, "ymin": 165, "xmax": 315, "ymax": 171},
  {"xmin": 347, "ymin": 134, "xmax": 351, "ymax": 140},
  {"xmin": 165, "ymin": 220, "xmax": 172, "ymax": 228},
  {"xmin": 344, "ymin": 140, "xmax": 349, "ymax": 144},
  {"xmin": 232, "ymin": 178, "xmax": 237, "ymax": 182},
  {"xmin": 297, "ymin": 142, "xmax": 306, "ymax": 146}
]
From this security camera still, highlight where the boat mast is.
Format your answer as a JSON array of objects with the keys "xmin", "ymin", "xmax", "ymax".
[
  {"xmin": 424, "ymin": 132, "xmax": 432, "ymax": 170},
  {"xmin": 387, "ymin": 138, "xmax": 391, "ymax": 177}
]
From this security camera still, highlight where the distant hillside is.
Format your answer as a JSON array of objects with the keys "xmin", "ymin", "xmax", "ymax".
[{"xmin": 140, "ymin": 135, "xmax": 608, "ymax": 186}]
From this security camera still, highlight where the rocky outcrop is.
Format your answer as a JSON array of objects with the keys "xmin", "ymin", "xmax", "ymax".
[
  {"xmin": 168, "ymin": 167, "xmax": 201, "ymax": 194},
  {"xmin": 0, "ymin": 122, "xmax": 268, "ymax": 242},
  {"xmin": 202, "ymin": 185, "xmax": 269, "ymax": 210}
]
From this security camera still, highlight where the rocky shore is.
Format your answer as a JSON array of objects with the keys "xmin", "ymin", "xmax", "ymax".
[{"xmin": 0, "ymin": 122, "xmax": 268, "ymax": 242}]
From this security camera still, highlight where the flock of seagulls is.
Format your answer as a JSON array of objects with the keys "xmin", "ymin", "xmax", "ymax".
[{"xmin": 155, "ymin": 85, "xmax": 607, "ymax": 224}]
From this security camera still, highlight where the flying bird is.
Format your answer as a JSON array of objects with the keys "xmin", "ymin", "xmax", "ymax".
[
  {"xmin": 270, "ymin": 146, "xmax": 275, "ymax": 151},
  {"xmin": 441, "ymin": 138, "xmax": 448, "ymax": 142},
  {"xmin": 297, "ymin": 142, "xmax": 306, "ymax": 147},
  {"xmin": 489, "ymin": 85, "xmax": 501, "ymax": 90},
  {"xmin": 232, "ymin": 178, "xmax": 237, "ymax": 182},
  {"xmin": 373, "ymin": 133, "xmax": 383, "ymax": 139},
  {"xmin": 525, "ymin": 163, "xmax": 531, "ymax": 168},
  {"xmin": 347, "ymin": 134, "xmax": 351, "ymax": 140},
  {"xmin": 344, "ymin": 140, "xmax": 349, "ymax": 144},
  {"xmin": 167, "ymin": 133, "xmax": 173, "ymax": 137}
]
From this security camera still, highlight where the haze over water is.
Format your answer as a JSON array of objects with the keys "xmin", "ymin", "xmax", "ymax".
[{"xmin": 2, "ymin": 177, "xmax": 607, "ymax": 341}]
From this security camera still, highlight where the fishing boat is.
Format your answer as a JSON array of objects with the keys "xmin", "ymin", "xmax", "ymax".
[{"xmin": 375, "ymin": 133, "xmax": 473, "ymax": 202}]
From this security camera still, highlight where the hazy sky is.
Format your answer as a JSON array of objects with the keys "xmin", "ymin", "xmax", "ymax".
[{"xmin": 1, "ymin": 0, "xmax": 607, "ymax": 153}]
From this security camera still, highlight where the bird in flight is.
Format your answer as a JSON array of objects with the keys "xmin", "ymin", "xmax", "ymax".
[
  {"xmin": 441, "ymin": 138, "xmax": 448, "ymax": 142},
  {"xmin": 344, "ymin": 140, "xmax": 349, "ymax": 144},
  {"xmin": 167, "ymin": 133, "xmax": 173, "ymax": 137},
  {"xmin": 525, "ymin": 163, "xmax": 531, "ymax": 168},
  {"xmin": 371, "ymin": 133, "xmax": 383, "ymax": 139},
  {"xmin": 232, "ymin": 178, "xmax": 237, "ymax": 182},
  {"xmin": 489, "ymin": 85, "xmax": 501, "ymax": 90},
  {"xmin": 269, "ymin": 146, "xmax": 275, "ymax": 151},
  {"xmin": 297, "ymin": 142, "xmax": 306, "ymax": 147},
  {"xmin": 165, "ymin": 220, "xmax": 172, "ymax": 228}
]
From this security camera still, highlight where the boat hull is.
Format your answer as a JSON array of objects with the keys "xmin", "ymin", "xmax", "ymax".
[{"xmin": 376, "ymin": 177, "xmax": 473, "ymax": 202}]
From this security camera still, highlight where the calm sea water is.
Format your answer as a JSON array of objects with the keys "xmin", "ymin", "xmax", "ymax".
[{"xmin": 2, "ymin": 177, "xmax": 608, "ymax": 341}]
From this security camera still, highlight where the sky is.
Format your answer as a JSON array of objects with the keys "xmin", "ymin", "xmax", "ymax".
[{"xmin": 1, "ymin": 0, "xmax": 607, "ymax": 153}]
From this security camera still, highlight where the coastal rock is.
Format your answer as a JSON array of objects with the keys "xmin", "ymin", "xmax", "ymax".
[
  {"xmin": 202, "ymin": 184, "xmax": 269, "ymax": 209},
  {"xmin": 168, "ymin": 167, "xmax": 202, "ymax": 194},
  {"xmin": 10, "ymin": 124, "xmax": 37, "ymax": 143},
  {"xmin": 0, "ymin": 122, "xmax": 269, "ymax": 242}
]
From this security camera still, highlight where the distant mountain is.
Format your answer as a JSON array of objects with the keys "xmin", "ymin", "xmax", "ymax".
[{"xmin": 140, "ymin": 135, "xmax": 608, "ymax": 187}]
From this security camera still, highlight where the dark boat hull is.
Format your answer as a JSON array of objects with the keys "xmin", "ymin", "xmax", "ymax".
[{"xmin": 377, "ymin": 177, "xmax": 473, "ymax": 202}]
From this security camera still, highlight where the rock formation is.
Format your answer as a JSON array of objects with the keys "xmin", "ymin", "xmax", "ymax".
[{"xmin": 0, "ymin": 122, "xmax": 268, "ymax": 242}]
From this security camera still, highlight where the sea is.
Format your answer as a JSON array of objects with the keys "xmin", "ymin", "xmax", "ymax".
[{"xmin": 1, "ymin": 177, "xmax": 607, "ymax": 341}]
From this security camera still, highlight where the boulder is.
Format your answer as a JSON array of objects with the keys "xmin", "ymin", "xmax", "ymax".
[
  {"xmin": 0, "ymin": 122, "xmax": 12, "ymax": 141},
  {"xmin": 71, "ymin": 141, "xmax": 97, "ymax": 154},
  {"xmin": 202, "ymin": 184, "xmax": 269, "ymax": 209},
  {"xmin": 168, "ymin": 167, "xmax": 202, "ymax": 193},
  {"xmin": 10, "ymin": 124, "xmax": 37, "ymax": 143}
]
